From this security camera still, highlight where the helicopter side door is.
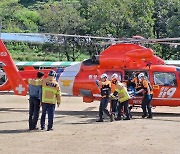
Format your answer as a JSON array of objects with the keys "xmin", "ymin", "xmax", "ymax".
[{"xmin": 151, "ymin": 71, "xmax": 179, "ymax": 106}]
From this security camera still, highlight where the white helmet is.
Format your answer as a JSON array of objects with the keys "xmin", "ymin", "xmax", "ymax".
[
  {"xmin": 111, "ymin": 73, "xmax": 118, "ymax": 80},
  {"xmin": 138, "ymin": 73, "xmax": 145, "ymax": 79},
  {"xmin": 100, "ymin": 73, "xmax": 108, "ymax": 79}
]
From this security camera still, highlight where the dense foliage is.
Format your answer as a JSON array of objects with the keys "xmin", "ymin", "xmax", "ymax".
[{"xmin": 0, "ymin": 0, "xmax": 179, "ymax": 61}]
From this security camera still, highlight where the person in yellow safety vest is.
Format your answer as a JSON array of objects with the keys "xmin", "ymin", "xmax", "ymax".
[
  {"xmin": 96, "ymin": 73, "xmax": 114, "ymax": 122},
  {"xmin": 28, "ymin": 71, "xmax": 44, "ymax": 130},
  {"xmin": 40, "ymin": 70, "xmax": 61, "ymax": 131},
  {"xmin": 135, "ymin": 73, "xmax": 153, "ymax": 118},
  {"xmin": 111, "ymin": 77, "xmax": 131, "ymax": 121}
]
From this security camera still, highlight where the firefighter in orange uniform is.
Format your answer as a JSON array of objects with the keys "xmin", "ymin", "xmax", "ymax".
[
  {"xmin": 136, "ymin": 73, "xmax": 153, "ymax": 118},
  {"xmin": 96, "ymin": 73, "xmax": 114, "ymax": 122},
  {"xmin": 131, "ymin": 72, "xmax": 142, "ymax": 95},
  {"xmin": 40, "ymin": 70, "xmax": 61, "ymax": 131},
  {"xmin": 110, "ymin": 73, "xmax": 119, "ymax": 115}
]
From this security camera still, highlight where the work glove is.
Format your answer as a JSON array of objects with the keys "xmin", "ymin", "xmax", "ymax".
[{"xmin": 110, "ymin": 93, "xmax": 116, "ymax": 99}]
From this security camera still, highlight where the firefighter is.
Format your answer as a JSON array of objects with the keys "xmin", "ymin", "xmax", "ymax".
[
  {"xmin": 96, "ymin": 73, "xmax": 114, "ymax": 122},
  {"xmin": 40, "ymin": 70, "xmax": 61, "ymax": 131},
  {"xmin": 110, "ymin": 73, "xmax": 119, "ymax": 116},
  {"xmin": 28, "ymin": 71, "xmax": 44, "ymax": 130},
  {"xmin": 131, "ymin": 72, "xmax": 142, "ymax": 95},
  {"xmin": 111, "ymin": 76, "xmax": 131, "ymax": 120},
  {"xmin": 136, "ymin": 73, "xmax": 153, "ymax": 118}
]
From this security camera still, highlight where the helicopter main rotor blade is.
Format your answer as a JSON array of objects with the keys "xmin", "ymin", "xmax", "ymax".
[
  {"xmin": 148, "ymin": 38, "xmax": 180, "ymax": 42},
  {"xmin": 7, "ymin": 33, "xmax": 119, "ymax": 40},
  {"xmin": 156, "ymin": 42, "xmax": 180, "ymax": 46},
  {"xmin": 1, "ymin": 33, "xmax": 180, "ymax": 46}
]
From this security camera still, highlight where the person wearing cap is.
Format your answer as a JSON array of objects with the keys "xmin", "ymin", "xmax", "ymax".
[
  {"xmin": 96, "ymin": 73, "xmax": 114, "ymax": 122},
  {"xmin": 40, "ymin": 70, "xmax": 61, "ymax": 131},
  {"xmin": 28, "ymin": 71, "xmax": 44, "ymax": 130},
  {"xmin": 136, "ymin": 73, "xmax": 153, "ymax": 118},
  {"xmin": 111, "ymin": 74, "xmax": 131, "ymax": 120}
]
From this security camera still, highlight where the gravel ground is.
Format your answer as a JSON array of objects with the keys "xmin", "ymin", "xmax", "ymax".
[{"xmin": 0, "ymin": 94, "xmax": 180, "ymax": 154}]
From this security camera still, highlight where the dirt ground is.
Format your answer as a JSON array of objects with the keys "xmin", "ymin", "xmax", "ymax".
[{"xmin": 0, "ymin": 94, "xmax": 180, "ymax": 154}]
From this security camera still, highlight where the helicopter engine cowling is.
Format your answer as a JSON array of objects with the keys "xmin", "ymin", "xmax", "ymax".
[{"xmin": 99, "ymin": 43, "xmax": 164, "ymax": 69}]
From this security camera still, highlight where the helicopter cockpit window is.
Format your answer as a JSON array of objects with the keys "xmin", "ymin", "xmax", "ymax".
[
  {"xmin": 0, "ymin": 68, "xmax": 7, "ymax": 86},
  {"xmin": 83, "ymin": 55, "xmax": 99, "ymax": 66},
  {"xmin": 153, "ymin": 72, "xmax": 177, "ymax": 86}
]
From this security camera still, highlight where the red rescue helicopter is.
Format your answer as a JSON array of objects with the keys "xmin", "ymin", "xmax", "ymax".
[{"xmin": 0, "ymin": 34, "xmax": 180, "ymax": 107}]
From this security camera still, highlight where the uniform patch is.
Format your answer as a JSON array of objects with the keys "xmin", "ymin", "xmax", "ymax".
[{"xmin": 46, "ymin": 82, "xmax": 57, "ymax": 87}]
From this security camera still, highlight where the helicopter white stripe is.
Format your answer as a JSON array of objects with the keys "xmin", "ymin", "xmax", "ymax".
[
  {"xmin": 92, "ymin": 94, "xmax": 180, "ymax": 101},
  {"xmin": 59, "ymin": 62, "xmax": 81, "ymax": 95},
  {"xmin": 152, "ymin": 98, "xmax": 180, "ymax": 101},
  {"xmin": 51, "ymin": 62, "xmax": 63, "ymax": 65},
  {"xmin": 33, "ymin": 62, "xmax": 44, "ymax": 65},
  {"xmin": 15, "ymin": 62, "xmax": 27, "ymax": 65},
  {"xmin": 93, "ymin": 94, "xmax": 101, "ymax": 97}
]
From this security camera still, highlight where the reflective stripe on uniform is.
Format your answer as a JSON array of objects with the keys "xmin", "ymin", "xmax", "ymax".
[
  {"xmin": 42, "ymin": 87, "xmax": 58, "ymax": 104},
  {"xmin": 43, "ymin": 97, "xmax": 56, "ymax": 103},
  {"xmin": 43, "ymin": 87, "xmax": 57, "ymax": 94},
  {"xmin": 28, "ymin": 79, "xmax": 42, "ymax": 86}
]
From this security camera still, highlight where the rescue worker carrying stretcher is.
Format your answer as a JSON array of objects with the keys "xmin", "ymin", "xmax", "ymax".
[
  {"xmin": 135, "ymin": 73, "xmax": 153, "ymax": 118},
  {"xmin": 110, "ymin": 73, "xmax": 119, "ymax": 116},
  {"xmin": 111, "ymin": 75, "xmax": 131, "ymax": 121},
  {"xmin": 96, "ymin": 73, "xmax": 114, "ymax": 122},
  {"xmin": 131, "ymin": 72, "xmax": 142, "ymax": 95},
  {"xmin": 40, "ymin": 70, "xmax": 61, "ymax": 131}
]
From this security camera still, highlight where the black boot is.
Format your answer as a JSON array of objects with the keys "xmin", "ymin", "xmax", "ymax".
[
  {"xmin": 147, "ymin": 115, "xmax": 153, "ymax": 119},
  {"xmin": 123, "ymin": 117, "xmax": 130, "ymax": 120},
  {"xmin": 110, "ymin": 114, "xmax": 114, "ymax": 122},
  {"xmin": 96, "ymin": 118, "xmax": 104, "ymax": 122},
  {"xmin": 142, "ymin": 114, "xmax": 148, "ymax": 118},
  {"xmin": 115, "ymin": 116, "xmax": 122, "ymax": 121}
]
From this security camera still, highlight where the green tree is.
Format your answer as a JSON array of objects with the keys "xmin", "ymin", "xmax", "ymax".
[
  {"xmin": 127, "ymin": 0, "xmax": 154, "ymax": 38},
  {"xmin": 39, "ymin": 1, "xmax": 85, "ymax": 34},
  {"xmin": 13, "ymin": 8, "xmax": 40, "ymax": 32},
  {"xmin": 82, "ymin": 0, "xmax": 154, "ymax": 38},
  {"xmin": 153, "ymin": 0, "xmax": 180, "ymax": 59},
  {"xmin": 38, "ymin": 1, "xmax": 87, "ymax": 61}
]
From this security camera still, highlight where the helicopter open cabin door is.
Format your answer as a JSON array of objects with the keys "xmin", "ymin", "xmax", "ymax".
[{"xmin": 152, "ymin": 70, "xmax": 179, "ymax": 106}]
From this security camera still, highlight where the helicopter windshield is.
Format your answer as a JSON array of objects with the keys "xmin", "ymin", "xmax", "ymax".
[
  {"xmin": 0, "ymin": 67, "xmax": 7, "ymax": 86},
  {"xmin": 153, "ymin": 72, "xmax": 177, "ymax": 86},
  {"xmin": 83, "ymin": 55, "xmax": 99, "ymax": 66}
]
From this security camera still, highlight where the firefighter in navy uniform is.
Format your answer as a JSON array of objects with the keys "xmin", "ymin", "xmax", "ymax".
[
  {"xmin": 136, "ymin": 73, "xmax": 153, "ymax": 118},
  {"xmin": 40, "ymin": 70, "xmax": 61, "ymax": 131},
  {"xmin": 111, "ymin": 76, "xmax": 131, "ymax": 120},
  {"xmin": 28, "ymin": 71, "xmax": 44, "ymax": 130},
  {"xmin": 96, "ymin": 73, "xmax": 114, "ymax": 122}
]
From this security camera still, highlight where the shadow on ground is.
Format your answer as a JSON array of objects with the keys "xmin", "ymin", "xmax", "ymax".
[{"xmin": 0, "ymin": 129, "xmax": 31, "ymax": 134}]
